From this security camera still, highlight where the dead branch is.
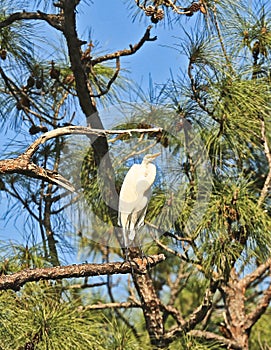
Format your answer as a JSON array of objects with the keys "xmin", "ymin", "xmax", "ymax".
[
  {"xmin": 0, "ymin": 126, "xmax": 162, "ymax": 191},
  {"xmin": 245, "ymin": 282, "xmax": 271, "ymax": 332},
  {"xmin": 0, "ymin": 155, "xmax": 75, "ymax": 192},
  {"xmin": 0, "ymin": 254, "xmax": 165, "ymax": 291},
  {"xmin": 90, "ymin": 26, "xmax": 157, "ymax": 66}
]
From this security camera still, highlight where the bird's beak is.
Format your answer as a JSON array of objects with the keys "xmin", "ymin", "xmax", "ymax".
[{"xmin": 149, "ymin": 152, "xmax": 161, "ymax": 159}]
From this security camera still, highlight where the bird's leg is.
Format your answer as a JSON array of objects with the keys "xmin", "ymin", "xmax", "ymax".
[
  {"xmin": 120, "ymin": 246, "xmax": 140, "ymax": 273},
  {"xmin": 134, "ymin": 238, "xmax": 155, "ymax": 269}
]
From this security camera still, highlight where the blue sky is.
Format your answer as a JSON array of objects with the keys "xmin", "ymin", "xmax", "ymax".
[
  {"xmin": 0, "ymin": 0, "xmax": 195, "ymax": 259},
  {"xmin": 78, "ymin": 0, "xmax": 186, "ymax": 89}
]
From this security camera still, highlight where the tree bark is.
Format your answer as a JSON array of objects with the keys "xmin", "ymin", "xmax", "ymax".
[{"xmin": 220, "ymin": 269, "xmax": 249, "ymax": 350}]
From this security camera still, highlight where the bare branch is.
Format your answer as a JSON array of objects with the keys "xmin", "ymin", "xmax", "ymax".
[
  {"xmin": 0, "ymin": 254, "xmax": 166, "ymax": 291},
  {"xmin": 89, "ymin": 57, "xmax": 121, "ymax": 97},
  {"xmin": 185, "ymin": 280, "xmax": 218, "ymax": 330},
  {"xmin": 0, "ymin": 126, "xmax": 161, "ymax": 191},
  {"xmin": 0, "ymin": 155, "xmax": 75, "ymax": 192},
  {"xmin": 0, "ymin": 11, "xmax": 63, "ymax": 31},
  {"xmin": 188, "ymin": 330, "xmax": 242, "ymax": 350},
  {"xmin": 91, "ymin": 26, "xmax": 157, "ymax": 66},
  {"xmin": 245, "ymin": 281, "xmax": 271, "ymax": 332},
  {"xmin": 24, "ymin": 125, "xmax": 163, "ymax": 159},
  {"xmin": 83, "ymin": 301, "xmax": 141, "ymax": 310},
  {"xmin": 258, "ymin": 118, "xmax": 271, "ymax": 206},
  {"xmin": 240, "ymin": 258, "xmax": 271, "ymax": 289}
]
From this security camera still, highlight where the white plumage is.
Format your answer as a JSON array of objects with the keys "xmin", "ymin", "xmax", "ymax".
[{"xmin": 118, "ymin": 153, "xmax": 160, "ymax": 246}]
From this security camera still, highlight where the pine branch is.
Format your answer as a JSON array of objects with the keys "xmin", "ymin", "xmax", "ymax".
[
  {"xmin": 90, "ymin": 26, "xmax": 157, "ymax": 66},
  {"xmin": 185, "ymin": 280, "xmax": 218, "ymax": 330},
  {"xmin": 0, "ymin": 126, "xmax": 161, "ymax": 191},
  {"xmin": 0, "ymin": 155, "xmax": 75, "ymax": 192},
  {"xmin": 0, "ymin": 11, "xmax": 64, "ymax": 31},
  {"xmin": 83, "ymin": 301, "xmax": 141, "ymax": 310},
  {"xmin": 245, "ymin": 281, "xmax": 271, "ymax": 332},
  {"xmin": 240, "ymin": 258, "xmax": 271, "ymax": 289},
  {"xmin": 258, "ymin": 118, "xmax": 271, "ymax": 206},
  {"xmin": 0, "ymin": 254, "xmax": 166, "ymax": 291},
  {"xmin": 188, "ymin": 330, "xmax": 242, "ymax": 350}
]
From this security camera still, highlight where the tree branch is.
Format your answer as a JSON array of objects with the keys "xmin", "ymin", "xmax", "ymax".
[
  {"xmin": 188, "ymin": 330, "xmax": 243, "ymax": 350},
  {"xmin": 240, "ymin": 258, "xmax": 271, "ymax": 289},
  {"xmin": 0, "ymin": 126, "xmax": 161, "ymax": 191},
  {"xmin": 0, "ymin": 11, "xmax": 63, "ymax": 31},
  {"xmin": 90, "ymin": 25, "xmax": 157, "ymax": 66},
  {"xmin": 83, "ymin": 301, "xmax": 141, "ymax": 310},
  {"xmin": 258, "ymin": 118, "xmax": 271, "ymax": 206},
  {"xmin": 245, "ymin": 282, "xmax": 271, "ymax": 332},
  {"xmin": 0, "ymin": 254, "xmax": 166, "ymax": 291},
  {"xmin": 184, "ymin": 280, "xmax": 218, "ymax": 331},
  {"xmin": 0, "ymin": 155, "xmax": 75, "ymax": 192}
]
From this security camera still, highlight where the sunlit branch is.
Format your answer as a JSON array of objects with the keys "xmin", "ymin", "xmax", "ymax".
[
  {"xmin": 188, "ymin": 330, "xmax": 242, "ymax": 350},
  {"xmin": 83, "ymin": 301, "xmax": 141, "ymax": 310},
  {"xmin": 0, "ymin": 254, "xmax": 166, "ymax": 291},
  {"xmin": 90, "ymin": 26, "xmax": 157, "ymax": 66},
  {"xmin": 0, "ymin": 11, "xmax": 64, "ymax": 31},
  {"xmin": 24, "ymin": 126, "xmax": 163, "ymax": 159},
  {"xmin": 258, "ymin": 118, "xmax": 271, "ymax": 206}
]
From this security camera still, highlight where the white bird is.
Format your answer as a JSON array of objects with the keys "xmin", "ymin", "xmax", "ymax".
[{"xmin": 118, "ymin": 153, "xmax": 160, "ymax": 246}]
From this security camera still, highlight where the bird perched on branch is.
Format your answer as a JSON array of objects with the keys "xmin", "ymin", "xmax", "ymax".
[{"xmin": 118, "ymin": 153, "xmax": 160, "ymax": 247}]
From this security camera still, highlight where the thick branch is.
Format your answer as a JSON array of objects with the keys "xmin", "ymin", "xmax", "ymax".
[
  {"xmin": 0, "ymin": 254, "xmax": 165, "ymax": 291},
  {"xmin": 0, "ymin": 155, "xmax": 75, "ymax": 192},
  {"xmin": 0, "ymin": 11, "xmax": 63, "ymax": 31},
  {"xmin": 240, "ymin": 258, "xmax": 271, "ymax": 289},
  {"xmin": 245, "ymin": 282, "xmax": 271, "ymax": 332}
]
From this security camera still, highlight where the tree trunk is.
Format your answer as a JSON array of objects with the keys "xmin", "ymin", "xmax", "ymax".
[{"xmin": 220, "ymin": 269, "xmax": 249, "ymax": 350}]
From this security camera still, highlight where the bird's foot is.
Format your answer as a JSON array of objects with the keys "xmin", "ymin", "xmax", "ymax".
[
  {"xmin": 138, "ymin": 247, "xmax": 155, "ymax": 269},
  {"xmin": 120, "ymin": 247, "xmax": 140, "ymax": 272}
]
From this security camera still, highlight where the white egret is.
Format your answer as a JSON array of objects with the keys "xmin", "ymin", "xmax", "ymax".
[{"xmin": 118, "ymin": 153, "xmax": 160, "ymax": 246}]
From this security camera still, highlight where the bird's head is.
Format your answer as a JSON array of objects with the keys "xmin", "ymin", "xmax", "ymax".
[{"xmin": 142, "ymin": 152, "xmax": 161, "ymax": 164}]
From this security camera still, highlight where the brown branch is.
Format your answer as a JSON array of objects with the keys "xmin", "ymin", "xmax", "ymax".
[
  {"xmin": 161, "ymin": 304, "xmax": 186, "ymax": 326},
  {"xmin": 89, "ymin": 57, "xmax": 121, "ymax": 97},
  {"xmin": 0, "ymin": 11, "xmax": 63, "ymax": 31},
  {"xmin": 0, "ymin": 155, "xmax": 75, "ymax": 192},
  {"xmin": 0, "ymin": 254, "xmax": 166, "ymax": 291},
  {"xmin": 245, "ymin": 282, "xmax": 271, "ymax": 332},
  {"xmin": 187, "ymin": 59, "xmax": 216, "ymax": 119},
  {"xmin": 0, "ymin": 126, "xmax": 161, "ymax": 191},
  {"xmin": 188, "ymin": 330, "xmax": 242, "ymax": 350},
  {"xmin": 184, "ymin": 280, "xmax": 218, "ymax": 331},
  {"xmin": 24, "ymin": 125, "xmax": 162, "ymax": 159},
  {"xmin": 65, "ymin": 281, "xmax": 107, "ymax": 290},
  {"xmin": 258, "ymin": 118, "xmax": 271, "ymax": 206},
  {"xmin": 91, "ymin": 25, "xmax": 157, "ymax": 66},
  {"xmin": 240, "ymin": 258, "xmax": 271, "ymax": 289},
  {"xmin": 83, "ymin": 301, "xmax": 141, "ymax": 310}
]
